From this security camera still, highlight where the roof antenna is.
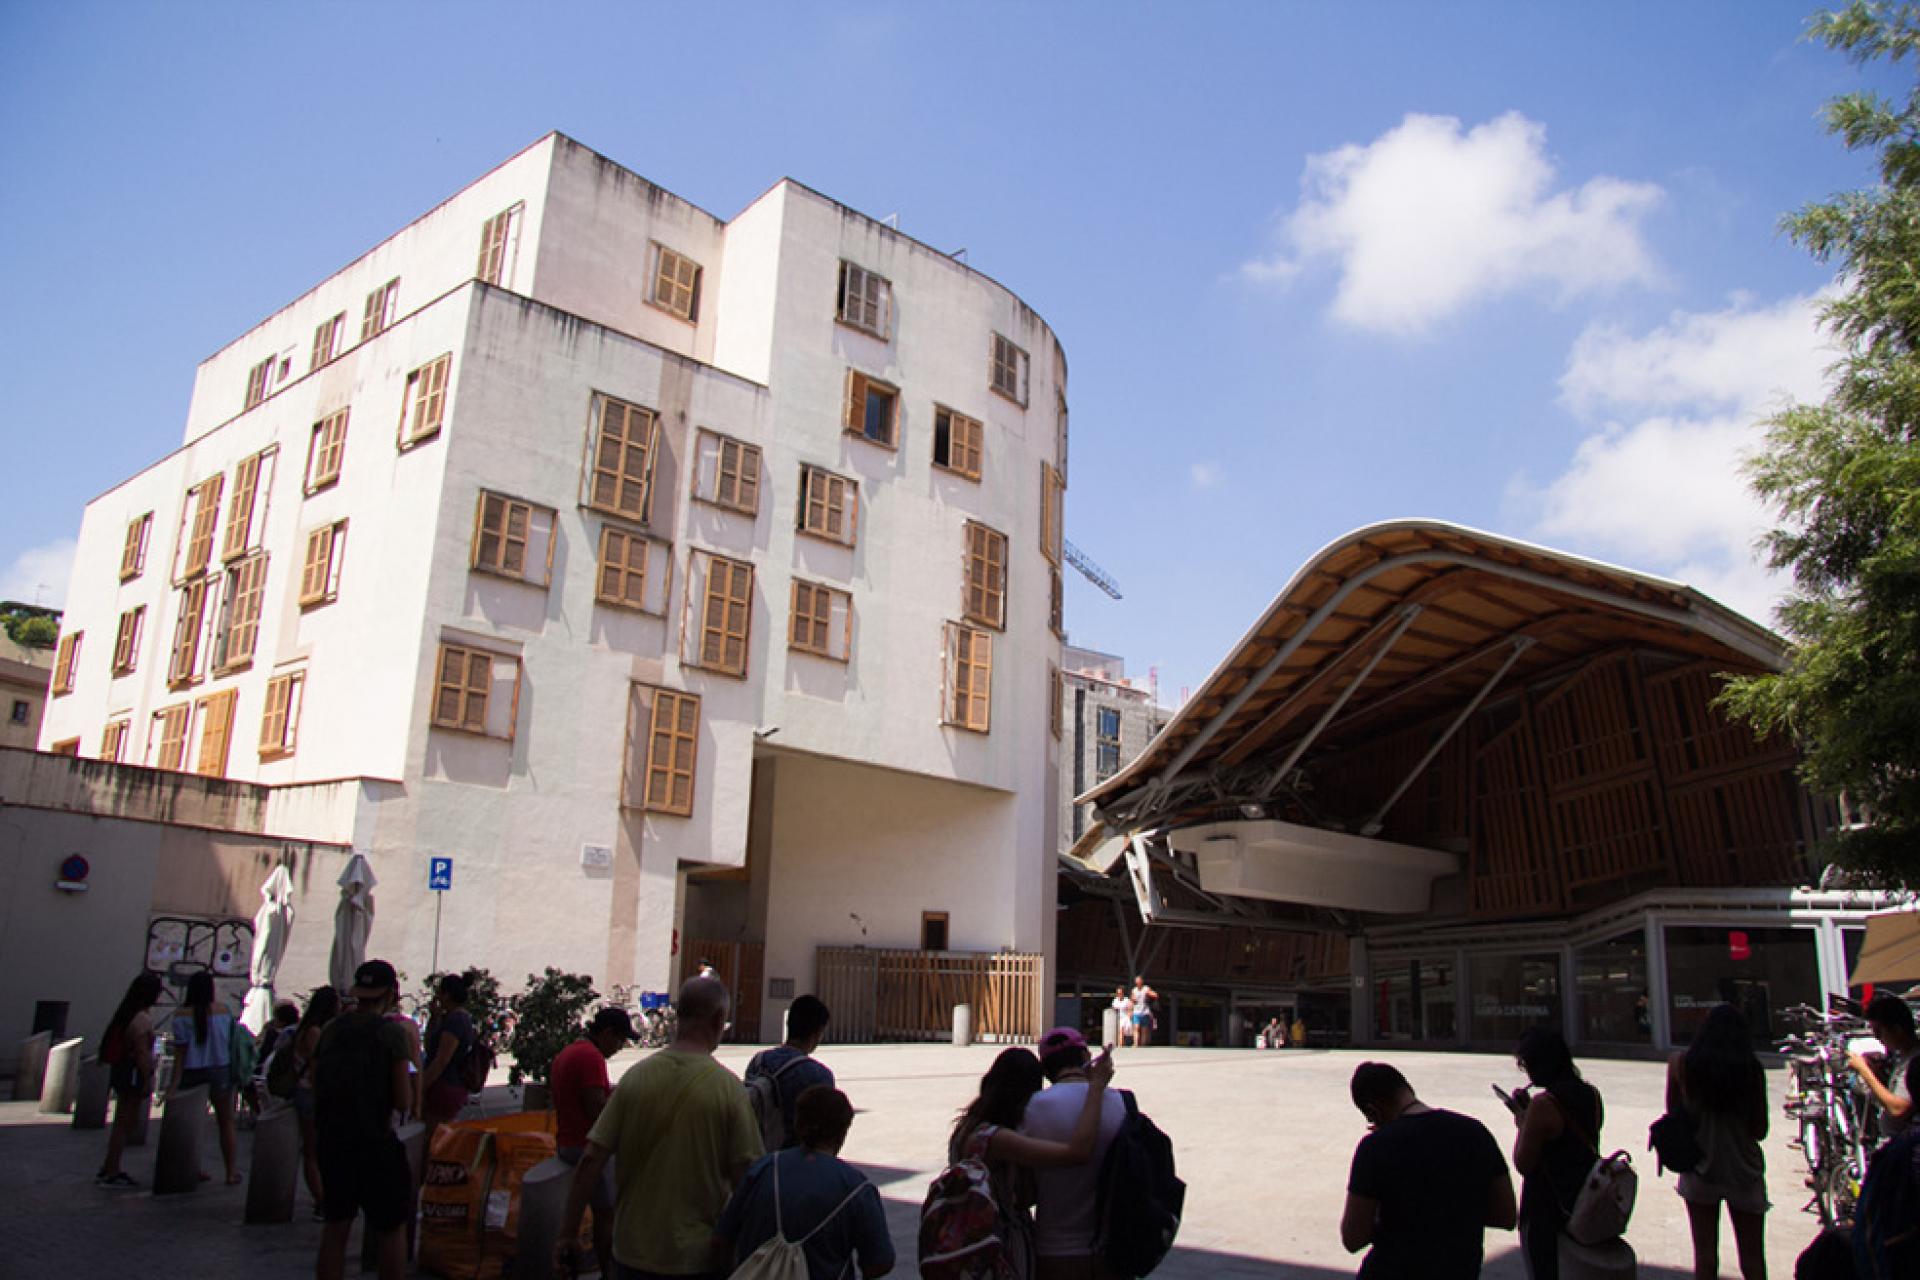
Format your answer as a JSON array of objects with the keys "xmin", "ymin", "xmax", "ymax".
[
  {"xmin": 880, "ymin": 213, "xmax": 899, "ymax": 229},
  {"xmin": 950, "ymin": 247, "xmax": 968, "ymax": 263}
]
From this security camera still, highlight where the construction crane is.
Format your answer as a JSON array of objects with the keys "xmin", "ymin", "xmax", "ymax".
[{"xmin": 1063, "ymin": 539, "xmax": 1122, "ymax": 600}]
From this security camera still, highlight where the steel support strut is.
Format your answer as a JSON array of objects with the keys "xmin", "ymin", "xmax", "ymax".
[{"xmin": 1255, "ymin": 604, "xmax": 1423, "ymax": 801}]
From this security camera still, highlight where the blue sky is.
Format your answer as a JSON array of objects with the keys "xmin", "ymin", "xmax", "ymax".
[{"xmin": 0, "ymin": 2, "xmax": 1893, "ymax": 699}]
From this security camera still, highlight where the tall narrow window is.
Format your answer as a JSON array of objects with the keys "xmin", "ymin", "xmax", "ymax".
[
  {"xmin": 844, "ymin": 371, "xmax": 899, "ymax": 448},
  {"xmin": 52, "ymin": 631, "xmax": 81, "ymax": 695},
  {"xmin": 990, "ymin": 333, "xmax": 1030, "ymax": 406},
  {"xmin": 688, "ymin": 551, "xmax": 753, "ymax": 677},
  {"xmin": 120, "ymin": 512, "xmax": 152, "ymax": 581},
  {"xmin": 101, "ymin": 718, "xmax": 131, "ymax": 763},
  {"xmin": 180, "ymin": 474, "xmax": 225, "ymax": 580},
  {"xmin": 113, "ymin": 607, "xmax": 145, "ymax": 676},
  {"xmin": 933, "ymin": 406, "xmax": 983, "ymax": 480},
  {"xmin": 650, "ymin": 244, "xmax": 702, "ymax": 321},
  {"xmin": 471, "ymin": 492, "xmax": 555, "ymax": 587},
  {"xmin": 1096, "ymin": 707, "xmax": 1122, "ymax": 779},
  {"xmin": 789, "ymin": 580, "xmax": 852, "ymax": 662},
  {"xmin": 168, "ymin": 581, "xmax": 210, "ymax": 687},
  {"xmin": 595, "ymin": 526, "xmax": 661, "ymax": 613},
  {"xmin": 1049, "ymin": 566, "xmax": 1064, "ymax": 638},
  {"xmin": 1050, "ymin": 665, "xmax": 1063, "ymax": 741},
  {"xmin": 260, "ymin": 670, "xmax": 305, "ymax": 759},
  {"xmin": 430, "ymin": 642, "xmax": 519, "ymax": 739},
  {"xmin": 360, "ymin": 278, "xmax": 399, "ymax": 341},
  {"xmin": 245, "ymin": 356, "xmax": 274, "ymax": 410},
  {"xmin": 921, "ymin": 912, "xmax": 950, "ymax": 952},
  {"xmin": 963, "ymin": 522, "xmax": 1009, "ymax": 630},
  {"xmin": 299, "ymin": 521, "xmax": 347, "ymax": 607},
  {"xmin": 836, "ymin": 262, "xmax": 892, "ymax": 338},
  {"xmin": 311, "ymin": 312, "xmax": 345, "ymax": 370},
  {"xmin": 643, "ymin": 687, "xmax": 700, "ymax": 816},
  {"xmin": 215, "ymin": 553, "xmax": 269, "ymax": 673},
  {"xmin": 943, "ymin": 623, "xmax": 992, "ymax": 733},
  {"xmin": 398, "ymin": 354, "xmax": 451, "ymax": 448},
  {"xmin": 1056, "ymin": 390, "xmax": 1070, "ymax": 484},
  {"xmin": 306, "ymin": 409, "xmax": 349, "ymax": 493},
  {"xmin": 798, "ymin": 466, "xmax": 857, "ymax": 546},
  {"xmin": 223, "ymin": 450, "xmax": 270, "ymax": 561},
  {"xmin": 694, "ymin": 430, "xmax": 762, "ymax": 515},
  {"xmin": 194, "ymin": 688, "xmax": 238, "ymax": 778},
  {"xmin": 152, "ymin": 703, "xmax": 190, "ymax": 771},
  {"xmin": 586, "ymin": 396, "xmax": 658, "ymax": 522},
  {"xmin": 1039, "ymin": 462, "xmax": 1064, "ymax": 566},
  {"xmin": 475, "ymin": 203, "xmax": 522, "ymax": 286}
]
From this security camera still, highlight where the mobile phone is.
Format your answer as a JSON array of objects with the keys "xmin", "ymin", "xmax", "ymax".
[{"xmin": 1491, "ymin": 1083, "xmax": 1518, "ymax": 1112}]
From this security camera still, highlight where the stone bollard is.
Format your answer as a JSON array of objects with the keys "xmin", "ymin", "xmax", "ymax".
[
  {"xmin": 12, "ymin": 1031, "xmax": 52, "ymax": 1101},
  {"xmin": 152, "ymin": 1085, "xmax": 209, "ymax": 1194},
  {"xmin": 1102, "ymin": 1006, "xmax": 1121, "ymax": 1049},
  {"xmin": 73, "ymin": 1054, "xmax": 111, "ymax": 1130},
  {"xmin": 245, "ymin": 1105, "xmax": 300, "ymax": 1223},
  {"xmin": 952, "ymin": 1003, "xmax": 973, "ymax": 1048},
  {"xmin": 514, "ymin": 1157, "xmax": 571, "ymax": 1280},
  {"xmin": 39, "ymin": 1038, "xmax": 86, "ymax": 1114}
]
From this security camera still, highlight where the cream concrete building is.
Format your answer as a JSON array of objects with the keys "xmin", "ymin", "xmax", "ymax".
[
  {"xmin": 1, "ymin": 627, "xmax": 54, "ymax": 751},
  {"xmin": 38, "ymin": 134, "xmax": 1068, "ymax": 1040}
]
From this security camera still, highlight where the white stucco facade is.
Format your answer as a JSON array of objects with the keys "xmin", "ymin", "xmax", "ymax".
[{"xmin": 39, "ymin": 134, "xmax": 1066, "ymax": 1040}]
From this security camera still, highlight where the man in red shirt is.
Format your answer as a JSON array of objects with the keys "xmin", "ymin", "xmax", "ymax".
[{"xmin": 551, "ymin": 1007, "xmax": 638, "ymax": 1276}]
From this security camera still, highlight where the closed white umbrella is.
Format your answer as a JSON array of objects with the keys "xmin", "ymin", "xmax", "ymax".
[
  {"xmin": 241, "ymin": 865, "xmax": 297, "ymax": 1033},
  {"xmin": 328, "ymin": 854, "xmax": 378, "ymax": 992}
]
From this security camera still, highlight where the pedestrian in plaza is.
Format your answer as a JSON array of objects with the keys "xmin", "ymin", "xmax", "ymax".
[
  {"xmin": 717, "ymin": 1085, "xmax": 896, "ymax": 1280},
  {"xmin": 246, "ymin": 1000, "xmax": 301, "ymax": 1121},
  {"xmin": 948, "ymin": 1044, "xmax": 1117, "ymax": 1280},
  {"xmin": 555, "ymin": 974, "xmax": 762, "ymax": 1280},
  {"xmin": 746, "ymin": 994, "xmax": 835, "ymax": 1150},
  {"xmin": 1851, "ymin": 992, "xmax": 1919, "ymax": 1143},
  {"xmin": 1509, "ymin": 1027, "xmax": 1605, "ymax": 1280},
  {"xmin": 1668, "ymin": 1003, "xmax": 1769, "ymax": 1280},
  {"xmin": 419, "ymin": 971, "xmax": 476, "ymax": 1140},
  {"xmin": 550, "ymin": 1006, "xmax": 641, "ymax": 1277},
  {"xmin": 314, "ymin": 959, "xmax": 415, "ymax": 1280},
  {"xmin": 1022, "ymin": 1027, "xmax": 1128, "ymax": 1280},
  {"xmin": 1340, "ymin": 1061, "xmax": 1516, "ymax": 1278},
  {"xmin": 1129, "ymin": 977, "xmax": 1157, "ymax": 1048},
  {"xmin": 290, "ymin": 986, "xmax": 340, "ymax": 1217},
  {"xmin": 1290, "ymin": 1014, "xmax": 1308, "ymax": 1049},
  {"xmin": 95, "ymin": 970, "xmax": 164, "ymax": 1188},
  {"xmin": 167, "ymin": 970, "xmax": 242, "ymax": 1185},
  {"xmin": 1111, "ymin": 988, "xmax": 1134, "ymax": 1049},
  {"xmin": 1262, "ymin": 1017, "xmax": 1284, "ymax": 1050}
]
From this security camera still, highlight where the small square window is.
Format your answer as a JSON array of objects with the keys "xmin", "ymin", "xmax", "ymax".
[
  {"xmin": 921, "ymin": 912, "xmax": 950, "ymax": 952},
  {"xmin": 595, "ymin": 525, "xmax": 668, "ymax": 614},
  {"xmin": 471, "ymin": 491, "xmax": 555, "ymax": 587},
  {"xmin": 798, "ymin": 466, "xmax": 858, "ymax": 546},
  {"xmin": 933, "ymin": 407, "xmax": 983, "ymax": 481},
  {"xmin": 650, "ymin": 244, "xmax": 703, "ymax": 321},
  {"xmin": 991, "ymin": 333, "xmax": 1030, "ymax": 406},
  {"xmin": 836, "ymin": 261, "xmax": 892, "ymax": 338},
  {"xmin": 9, "ymin": 700, "xmax": 28, "ymax": 725},
  {"xmin": 789, "ymin": 580, "xmax": 852, "ymax": 662},
  {"xmin": 693, "ymin": 430, "xmax": 763, "ymax": 516},
  {"xmin": 431, "ymin": 642, "xmax": 520, "ymax": 739},
  {"xmin": 845, "ymin": 371, "xmax": 899, "ymax": 449}
]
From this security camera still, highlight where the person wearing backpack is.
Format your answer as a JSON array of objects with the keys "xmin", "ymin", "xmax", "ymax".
[
  {"xmin": 1021, "ymin": 1028, "xmax": 1127, "ymax": 1280},
  {"xmin": 1510, "ymin": 1027, "xmax": 1606, "ymax": 1280},
  {"xmin": 1667, "ymin": 1003, "xmax": 1768, "ymax": 1280},
  {"xmin": 419, "ymin": 971, "xmax": 477, "ymax": 1141},
  {"xmin": 930, "ymin": 1044, "xmax": 1116, "ymax": 1280},
  {"xmin": 746, "ymin": 995, "xmax": 835, "ymax": 1151},
  {"xmin": 95, "ymin": 970, "xmax": 164, "ymax": 1189},
  {"xmin": 277, "ymin": 986, "xmax": 340, "ymax": 1219},
  {"xmin": 314, "ymin": 959, "xmax": 415, "ymax": 1280},
  {"xmin": 718, "ymin": 1085, "xmax": 895, "ymax": 1280}
]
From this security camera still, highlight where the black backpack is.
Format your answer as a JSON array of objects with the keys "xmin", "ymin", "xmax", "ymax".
[
  {"xmin": 313, "ymin": 1012, "xmax": 395, "ymax": 1141},
  {"xmin": 1095, "ymin": 1090, "xmax": 1185, "ymax": 1278}
]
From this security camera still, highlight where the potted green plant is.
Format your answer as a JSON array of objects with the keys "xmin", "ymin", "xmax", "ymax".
[{"xmin": 506, "ymin": 968, "xmax": 600, "ymax": 1111}]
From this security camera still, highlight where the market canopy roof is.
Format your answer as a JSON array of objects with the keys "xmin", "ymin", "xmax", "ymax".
[
  {"xmin": 1850, "ymin": 910, "xmax": 1920, "ymax": 987},
  {"xmin": 1082, "ymin": 519, "xmax": 1786, "ymax": 835}
]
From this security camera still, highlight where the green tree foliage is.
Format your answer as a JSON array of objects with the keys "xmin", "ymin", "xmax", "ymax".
[
  {"xmin": 0, "ymin": 609, "xmax": 59, "ymax": 648},
  {"xmin": 1719, "ymin": 2, "xmax": 1920, "ymax": 876},
  {"xmin": 505, "ymin": 968, "xmax": 600, "ymax": 1088},
  {"xmin": 412, "ymin": 967, "xmax": 510, "ymax": 1043}
]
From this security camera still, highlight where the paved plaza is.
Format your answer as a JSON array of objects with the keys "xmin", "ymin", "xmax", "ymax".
[{"xmin": 1, "ymin": 1043, "xmax": 1832, "ymax": 1278}]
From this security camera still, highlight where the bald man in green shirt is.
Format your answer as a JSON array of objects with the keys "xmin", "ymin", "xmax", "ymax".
[{"xmin": 558, "ymin": 975, "xmax": 762, "ymax": 1280}]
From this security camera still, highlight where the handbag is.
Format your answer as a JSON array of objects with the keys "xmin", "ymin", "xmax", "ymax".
[
  {"xmin": 1646, "ymin": 1108, "xmax": 1704, "ymax": 1176},
  {"xmin": 1557, "ymin": 1233, "xmax": 1637, "ymax": 1278},
  {"xmin": 1565, "ymin": 1149, "xmax": 1638, "ymax": 1244}
]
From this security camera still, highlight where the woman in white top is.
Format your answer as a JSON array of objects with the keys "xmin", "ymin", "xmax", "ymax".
[
  {"xmin": 1110, "ymin": 988, "xmax": 1134, "ymax": 1049},
  {"xmin": 168, "ymin": 971, "xmax": 241, "ymax": 1184}
]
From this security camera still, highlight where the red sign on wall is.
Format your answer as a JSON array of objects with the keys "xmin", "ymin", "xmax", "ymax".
[{"xmin": 1729, "ymin": 930, "xmax": 1751, "ymax": 962}]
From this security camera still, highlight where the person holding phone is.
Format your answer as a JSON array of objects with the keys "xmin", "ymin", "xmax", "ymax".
[{"xmin": 1022, "ymin": 1028, "xmax": 1130, "ymax": 1280}]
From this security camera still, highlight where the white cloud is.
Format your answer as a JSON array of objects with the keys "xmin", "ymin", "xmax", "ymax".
[
  {"xmin": 0, "ymin": 539, "xmax": 76, "ymax": 610},
  {"xmin": 1188, "ymin": 461, "xmax": 1222, "ymax": 490},
  {"xmin": 1244, "ymin": 111, "xmax": 1663, "ymax": 335},
  {"xmin": 1516, "ymin": 292, "xmax": 1835, "ymax": 627}
]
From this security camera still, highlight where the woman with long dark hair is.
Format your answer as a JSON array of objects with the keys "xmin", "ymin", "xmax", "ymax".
[
  {"xmin": 291, "ymin": 986, "xmax": 339, "ymax": 1215},
  {"xmin": 419, "ymin": 971, "xmax": 476, "ymax": 1141},
  {"xmin": 95, "ymin": 971, "xmax": 164, "ymax": 1187},
  {"xmin": 947, "ymin": 1046, "xmax": 1115, "ymax": 1280},
  {"xmin": 1669, "ymin": 1003, "xmax": 1768, "ymax": 1280},
  {"xmin": 167, "ymin": 971, "xmax": 241, "ymax": 1184},
  {"xmin": 1510, "ymin": 1026, "xmax": 1605, "ymax": 1280}
]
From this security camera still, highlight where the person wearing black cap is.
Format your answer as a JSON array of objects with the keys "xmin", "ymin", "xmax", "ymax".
[
  {"xmin": 314, "ymin": 959, "xmax": 415, "ymax": 1280},
  {"xmin": 551, "ymin": 1006, "xmax": 638, "ymax": 1277}
]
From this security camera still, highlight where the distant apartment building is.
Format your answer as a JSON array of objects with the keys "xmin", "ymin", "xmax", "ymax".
[
  {"xmin": 1059, "ymin": 644, "xmax": 1169, "ymax": 851},
  {"xmin": 38, "ymin": 134, "xmax": 1069, "ymax": 1039},
  {"xmin": 1, "ymin": 620, "xmax": 55, "ymax": 751}
]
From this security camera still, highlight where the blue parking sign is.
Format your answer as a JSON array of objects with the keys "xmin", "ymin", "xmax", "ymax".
[{"xmin": 428, "ymin": 857, "xmax": 453, "ymax": 892}]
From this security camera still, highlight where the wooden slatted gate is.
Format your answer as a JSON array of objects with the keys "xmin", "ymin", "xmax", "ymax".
[
  {"xmin": 679, "ymin": 939, "xmax": 764, "ymax": 1043},
  {"xmin": 815, "ymin": 947, "xmax": 1044, "ymax": 1044}
]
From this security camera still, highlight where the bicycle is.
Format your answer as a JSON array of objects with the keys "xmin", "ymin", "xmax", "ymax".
[{"xmin": 1779, "ymin": 1001, "xmax": 1879, "ymax": 1227}]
